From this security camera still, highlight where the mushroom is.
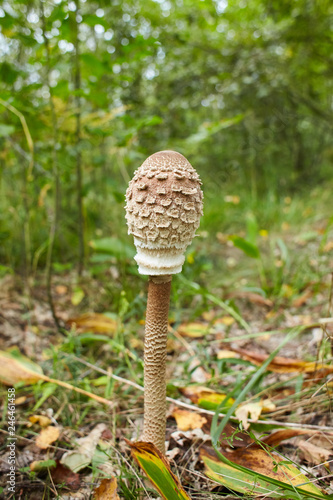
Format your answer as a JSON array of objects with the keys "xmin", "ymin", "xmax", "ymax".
[{"xmin": 125, "ymin": 150, "xmax": 203, "ymax": 453}]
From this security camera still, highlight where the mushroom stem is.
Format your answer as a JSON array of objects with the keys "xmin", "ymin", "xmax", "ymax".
[{"xmin": 142, "ymin": 275, "xmax": 172, "ymax": 454}]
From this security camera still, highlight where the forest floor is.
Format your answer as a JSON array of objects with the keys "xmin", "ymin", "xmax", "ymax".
[{"xmin": 1, "ymin": 187, "xmax": 333, "ymax": 499}]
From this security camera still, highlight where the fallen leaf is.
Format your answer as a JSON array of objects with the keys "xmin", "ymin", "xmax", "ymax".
[
  {"xmin": 170, "ymin": 428, "xmax": 211, "ymax": 447},
  {"xmin": 128, "ymin": 441, "xmax": 191, "ymax": 500},
  {"xmin": 51, "ymin": 461, "xmax": 80, "ymax": 489},
  {"xmin": 292, "ymin": 289, "xmax": 313, "ymax": 308},
  {"xmin": 28, "ymin": 415, "xmax": 52, "ymax": 428},
  {"xmin": 177, "ymin": 322, "xmax": 209, "ymax": 338},
  {"xmin": 323, "ymin": 241, "xmax": 333, "ymax": 252},
  {"xmin": 214, "ymin": 316, "xmax": 235, "ymax": 326},
  {"xmin": 261, "ymin": 428, "xmax": 313, "ymax": 448},
  {"xmin": 188, "ymin": 358, "xmax": 210, "ymax": 383},
  {"xmin": 180, "ymin": 386, "xmax": 234, "ymax": 411},
  {"xmin": 201, "ymin": 310, "xmax": 217, "ymax": 321},
  {"xmin": 36, "ymin": 426, "xmax": 60, "ymax": 449},
  {"xmin": 232, "ymin": 347, "xmax": 333, "ymax": 374},
  {"xmin": 235, "ymin": 399, "xmax": 276, "ymax": 430},
  {"xmin": 55, "ymin": 285, "xmax": 68, "ymax": 295},
  {"xmin": 30, "ymin": 459, "xmax": 56, "ymax": 472},
  {"xmin": 217, "ymin": 349, "xmax": 240, "ymax": 359},
  {"xmin": 71, "ymin": 287, "xmax": 85, "ymax": 306},
  {"xmin": 61, "ymin": 423, "xmax": 107, "ymax": 472},
  {"xmin": 172, "ymin": 408, "xmax": 207, "ymax": 431},
  {"xmin": 201, "ymin": 446, "xmax": 325, "ymax": 498},
  {"xmin": 228, "ymin": 291, "xmax": 273, "ymax": 307},
  {"xmin": 93, "ymin": 477, "xmax": 120, "ymax": 500},
  {"xmin": 15, "ymin": 396, "xmax": 28, "ymax": 405},
  {"xmin": 0, "ymin": 348, "xmax": 43, "ymax": 385},
  {"xmin": 298, "ymin": 440, "xmax": 333, "ymax": 466},
  {"xmin": 67, "ymin": 313, "xmax": 117, "ymax": 334}
]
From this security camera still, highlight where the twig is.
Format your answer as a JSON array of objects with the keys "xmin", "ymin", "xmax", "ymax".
[
  {"xmin": 0, "ymin": 429, "xmax": 68, "ymax": 452},
  {"xmin": 69, "ymin": 355, "xmax": 333, "ymax": 432},
  {"xmin": 38, "ymin": 372, "xmax": 113, "ymax": 406}
]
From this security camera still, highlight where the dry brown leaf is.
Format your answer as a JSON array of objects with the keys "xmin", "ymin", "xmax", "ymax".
[
  {"xmin": 235, "ymin": 399, "xmax": 276, "ymax": 430},
  {"xmin": 292, "ymin": 289, "xmax": 313, "ymax": 308},
  {"xmin": 232, "ymin": 347, "xmax": 333, "ymax": 374},
  {"xmin": 261, "ymin": 428, "xmax": 313, "ymax": 448},
  {"xmin": 55, "ymin": 285, "xmax": 68, "ymax": 295},
  {"xmin": 298, "ymin": 439, "xmax": 333, "ymax": 466},
  {"xmin": 51, "ymin": 461, "xmax": 80, "ymax": 489},
  {"xmin": 93, "ymin": 477, "xmax": 120, "ymax": 500},
  {"xmin": 28, "ymin": 415, "xmax": 52, "ymax": 428},
  {"xmin": 172, "ymin": 408, "xmax": 207, "ymax": 431},
  {"xmin": 36, "ymin": 426, "xmax": 60, "ymax": 449},
  {"xmin": 67, "ymin": 313, "xmax": 117, "ymax": 334}
]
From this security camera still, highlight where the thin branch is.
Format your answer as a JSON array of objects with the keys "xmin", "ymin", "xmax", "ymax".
[{"xmin": 69, "ymin": 355, "xmax": 333, "ymax": 432}]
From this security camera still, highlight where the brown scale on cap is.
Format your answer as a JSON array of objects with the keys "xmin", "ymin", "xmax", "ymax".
[{"xmin": 125, "ymin": 150, "xmax": 203, "ymax": 275}]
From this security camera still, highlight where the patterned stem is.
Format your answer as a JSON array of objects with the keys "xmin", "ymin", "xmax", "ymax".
[{"xmin": 142, "ymin": 276, "xmax": 172, "ymax": 454}]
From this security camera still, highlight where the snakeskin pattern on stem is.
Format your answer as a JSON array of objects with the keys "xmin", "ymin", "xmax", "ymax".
[{"xmin": 141, "ymin": 278, "xmax": 171, "ymax": 453}]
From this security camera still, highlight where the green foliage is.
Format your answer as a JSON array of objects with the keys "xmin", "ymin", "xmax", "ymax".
[{"xmin": 0, "ymin": 0, "xmax": 332, "ymax": 280}]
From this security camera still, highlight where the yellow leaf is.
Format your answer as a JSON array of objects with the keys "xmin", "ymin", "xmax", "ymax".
[
  {"xmin": 180, "ymin": 386, "xmax": 234, "ymax": 411},
  {"xmin": 28, "ymin": 415, "xmax": 52, "ymax": 428},
  {"xmin": 172, "ymin": 408, "xmax": 207, "ymax": 431},
  {"xmin": 71, "ymin": 287, "xmax": 85, "ymax": 306},
  {"xmin": 0, "ymin": 348, "xmax": 43, "ymax": 386},
  {"xmin": 68, "ymin": 313, "xmax": 117, "ymax": 334},
  {"xmin": 217, "ymin": 349, "xmax": 239, "ymax": 360},
  {"xmin": 236, "ymin": 399, "xmax": 276, "ymax": 430},
  {"xmin": 177, "ymin": 322, "xmax": 209, "ymax": 338},
  {"xmin": 36, "ymin": 426, "xmax": 60, "ymax": 449},
  {"xmin": 201, "ymin": 447, "xmax": 325, "ymax": 498},
  {"xmin": 93, "ymin": 477, "xmax": 120, "ymax": 500},
  {"xmin": 128, "ymin": 441, "xmax": 191, "ymax": 500},
  {"xmin": 281, "ymin": 284, "xmax": 294, "ymax": 298}
]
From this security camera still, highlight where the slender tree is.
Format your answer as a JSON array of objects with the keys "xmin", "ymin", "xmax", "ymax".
[
  {"xmin": 73, "ymin": 0, "xmax": 84, "ymax": 276},
  {"xmin": 40, "ymin": 0, "xmax": 61, "ymax": 330}
]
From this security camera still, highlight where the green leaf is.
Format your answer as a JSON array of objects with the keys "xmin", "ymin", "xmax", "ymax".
[
  {"xmin": 33, "ymin": 383, "xmax": 58, "ymax": 411},
  {"xmin": 201, "ymin": 448, "xmax": 327, "ymax": 499},
  {"xmin": 129, "ymin": 441, "xmax": 192, "ymax": 500},
  {"xmin": 229, "ymin": 235, "xmax": 260, "ymax": 259},
  {"xmin": 89, "ymin": 237, "xmax": 135, "ymax": 260},
  {"xmin": 0, "ymin": 123, "xmax": 15, "ymax": 137}
]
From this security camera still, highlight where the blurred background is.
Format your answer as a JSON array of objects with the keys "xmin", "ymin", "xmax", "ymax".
[{"xmin": 0, "ymin": 0, "xmax": 332, "ymax": 299}]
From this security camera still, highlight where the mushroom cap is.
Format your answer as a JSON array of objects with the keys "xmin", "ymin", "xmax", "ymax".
[{"xmin": 125, "ymin": 150, "xmax": 203, "ymax": 275}]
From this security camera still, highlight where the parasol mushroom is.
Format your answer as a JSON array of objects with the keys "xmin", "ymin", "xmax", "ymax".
[{"xmin": 125, "ymin": 150, "xmax": 203, "ymax": 453}]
